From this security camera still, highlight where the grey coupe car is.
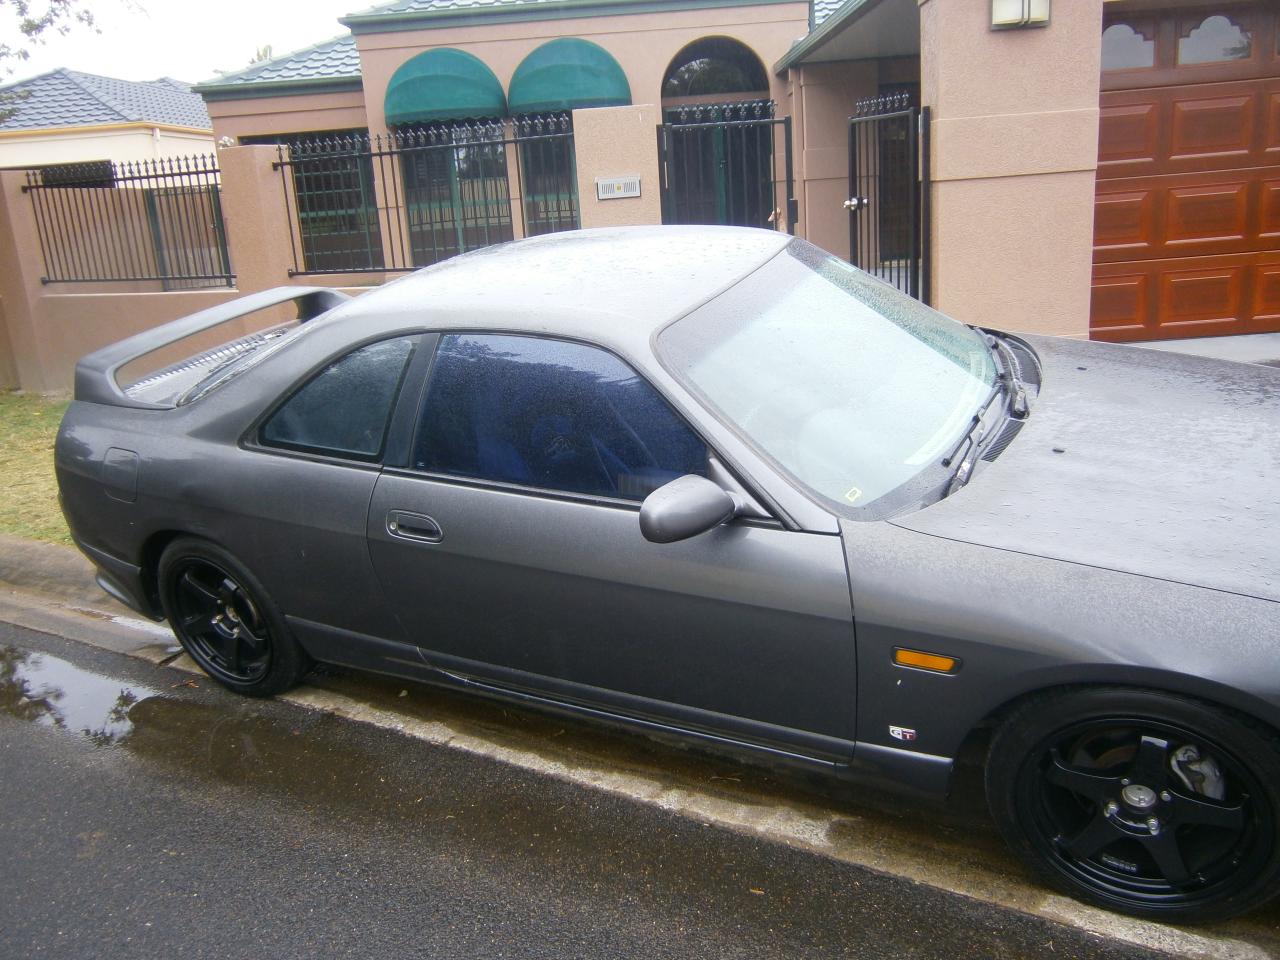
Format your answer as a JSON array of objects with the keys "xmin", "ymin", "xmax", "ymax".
[{"xmin": 56, "ymin": 227, "xmax": 1280, "ymax": 924}]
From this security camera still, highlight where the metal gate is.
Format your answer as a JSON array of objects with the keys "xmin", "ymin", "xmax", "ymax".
[
  {"xmin": 658, "ymin": 100, "xmax": 796, "ymax": 233},
  {"xmin": 847, "ymin": 92, "xmax": 930, "ymax": 301}
]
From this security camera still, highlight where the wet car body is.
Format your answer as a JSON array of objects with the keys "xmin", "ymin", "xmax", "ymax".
[{"xmin": 55, "ymin": 227, "xmax": 1280, "ymax": 922}]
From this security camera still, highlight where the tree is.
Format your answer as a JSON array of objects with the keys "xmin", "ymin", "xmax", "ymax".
[
  {"xmin": 0, "ymin": 0, "xmax": 96, "ymax": 74},
  {"xmin": 0, "ymin": 1, "xmax": 97, "ymax": 121}
]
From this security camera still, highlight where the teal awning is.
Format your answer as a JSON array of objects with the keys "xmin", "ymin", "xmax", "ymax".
[
  {"xmin": 384, "ymin": 48, "xmax": 506, "ymax": 125},
  {"xmin": 507, "ymin": 38, "xmax": 631, "ymax": 115}
]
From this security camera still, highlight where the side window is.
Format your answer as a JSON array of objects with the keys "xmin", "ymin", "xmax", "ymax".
[
  {"xmin": 262, "ymin": 336, "xmax": 416, "ymax": 460},
  {"xmin": 413, "ymin": 334, "xmax": 707, "ymax": 500}
]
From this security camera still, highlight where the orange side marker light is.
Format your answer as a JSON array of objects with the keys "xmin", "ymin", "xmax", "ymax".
[{"xmin": 893, "ymin": 648, "xmax": 960, "ymax": 674}]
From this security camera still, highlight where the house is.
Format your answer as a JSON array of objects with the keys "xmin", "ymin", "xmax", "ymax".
[
  {"xmin": 189, "ymin": 0, "xmax": 1277, "ymax": 343},
  {"xmin": 0, "ymin": 0, "xmax": 1270, "ymax": 397},
  {"xmin": 0, "ymin": 69, "xmax": 213, "ymax": 167}
]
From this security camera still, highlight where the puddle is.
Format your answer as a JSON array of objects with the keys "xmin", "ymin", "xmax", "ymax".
[
  {"xmin": 5, "ymin": 642, "xmax": 1278, "ymax": 953},
  {"xmin": 1, "ymin": 645, "xmax": 159, "ymax": 745}
]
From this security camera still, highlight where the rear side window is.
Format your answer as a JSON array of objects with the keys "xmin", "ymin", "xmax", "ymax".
[
  {"xmin": 262, "ymin": 336, "xmax": 416, "ymax": 460},
  {"xmin": 413, "ymin": 334, "xmax": 707, "ymax": 500}
]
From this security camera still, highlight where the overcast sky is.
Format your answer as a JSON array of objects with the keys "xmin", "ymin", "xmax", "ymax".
[{"xmin": 1, "ymin": 0, "xmax": 365, "ymax": 86}]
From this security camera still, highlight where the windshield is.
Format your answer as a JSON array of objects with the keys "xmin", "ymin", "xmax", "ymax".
[{"xmin": 657, "ymin": 239, "xmax": 997, "ymax": 517}]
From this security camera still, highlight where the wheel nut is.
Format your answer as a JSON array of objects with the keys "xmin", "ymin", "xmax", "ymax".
[
  {"xmin": 1104, "ymin": 801, "xmax": 1119, "ymax": 816},
  {"xmin": 1160, "ymin": 791, "xmax": 1171, "ymax": 802},
  {"xmin": 1121, "ymin": 779, "xmax": 1131, "ymax": 787},
  {"xmin": 1146, "ymin": 818, "xmax": 1160, "ymax": 834}
]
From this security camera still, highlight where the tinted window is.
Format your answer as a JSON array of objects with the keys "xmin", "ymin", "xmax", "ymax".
[
  {"xmin": 414, "ymin": 334, "xmax": 706, "ymax": 500},
  {"xmin": 262, "ymin": 337, "xmax": 415, "ymax": 460}
]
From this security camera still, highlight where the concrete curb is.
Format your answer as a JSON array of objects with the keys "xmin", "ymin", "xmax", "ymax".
[{"xmin": 0, "ymin": 532, "xmax": 115, "ymax": 609}]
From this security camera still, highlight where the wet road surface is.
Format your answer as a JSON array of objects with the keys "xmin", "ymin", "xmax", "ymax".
[{"xmin": 0, "ymin": 622, "xmax": 1174, "ymax": 960}]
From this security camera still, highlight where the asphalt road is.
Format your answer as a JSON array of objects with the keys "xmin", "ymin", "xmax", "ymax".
[{"xmin": 0, "ymin": 622, "xmax": 1171, "ymax": 960}]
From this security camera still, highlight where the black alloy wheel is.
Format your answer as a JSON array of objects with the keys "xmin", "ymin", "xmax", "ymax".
[
  {"xmin": 172, "ymin": 559, "xmax": 271, "ymax": 683},
  {"xmin": 158, "ymin": 538, "xmax": 310, "ymax": 697},
  {"xmin": 987, "ymin": 688, "xmax": 1280, "ymax": 924}
]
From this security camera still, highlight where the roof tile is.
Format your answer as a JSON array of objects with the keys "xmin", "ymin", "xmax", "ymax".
[
  {"xmin": 811, "ymin": 0, "xmax": 844, "ymax": 26},
  {"xmin": 0, "ymin": 69, "xmax": 211, "ymax": 131},
  {"xmin": 197, "ymin": 35, "xmax": 361, "ymax": 88},
  {"xmin": 345, "ymin": 0, "xmax": 606, "ymax": 17}
]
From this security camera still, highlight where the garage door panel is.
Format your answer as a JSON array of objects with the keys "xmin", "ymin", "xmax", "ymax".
[
  {"xmin": 1170, "ymin": 94, "xmax": 1254, "ymax": 163},
  {"xmin": 1094, "ymin": 189, "xmax": 1156, "ymax": 253},
  {"xmin": 1094, "ymin": 169, "xmax": 1268, "ymax": 261},
  {"xmin": 1264, "ymin": 178, "xmax": 1280, "ymax": 239},
  {"xmin": 1099, "ymin": 102, "xmax": 1160, "ymax": 167},
  {"xmin": 1162, "ymin": 265, "xmax": 1244, "ymax": 332},
  {"xmin": 1165, "ymin": 180, "xmax": 1249, "ymax": 245},
  {"xmin": 1097, "ymin": 78, "xmax": 1277, "ymax": 178},
  {"xmin": 1093, "ymin": 253, "xmax": 1277, "ymax": 342},
  {"xmin": 1268, "ymin": 90, "xmax": 1280, "ymax": 159},
  {"xmin": 1257, "ymin": 261, "xmax": 1280, "ymax": 324},
  {"xmin": 1090, "ymin": 272, "xmax": 1150, "ymax": 336}
]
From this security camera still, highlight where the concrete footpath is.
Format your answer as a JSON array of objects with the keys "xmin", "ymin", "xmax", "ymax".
[
  {"xmin": 1133, "ymin": 332, "xmax": 1280, "ymax": 367},
  {"xmin": 1, "ymin": 533, "xmax": 1278, "ymax": 959}
]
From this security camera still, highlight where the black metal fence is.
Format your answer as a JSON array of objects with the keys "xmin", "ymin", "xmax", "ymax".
[
  {"xmin": 274, "ymin": 115, "xmax": 579, "ymax": 276},
  {"xmin": 23, "ymin": 155, "xmax": 232, "ymax": 287},
  {"xmin": 847, "ymin": 92, "xmax": 930, "ymax": 301},
  {"xmin": 657, "ymin": 100, "xmax": 796, "ymax": 233}
]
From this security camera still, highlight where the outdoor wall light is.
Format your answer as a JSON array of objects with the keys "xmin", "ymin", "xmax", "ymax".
[{"xmin": 991, "ymin": 0, "xmax": 1050, "ymax": 29}]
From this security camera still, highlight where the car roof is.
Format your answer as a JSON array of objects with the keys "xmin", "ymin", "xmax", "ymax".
[{"xmin": 330, "ymin": 225, "xmax": 791, "ymax": 354}]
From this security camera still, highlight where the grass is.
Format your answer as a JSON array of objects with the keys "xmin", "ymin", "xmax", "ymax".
[{"xmin": 0, "ymin": 391, "xmax": 71, "ymax": 544}]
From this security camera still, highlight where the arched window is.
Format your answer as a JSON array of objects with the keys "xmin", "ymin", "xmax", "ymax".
[
  {"xmin": 661, "ymin": 37, "xmax": 768, "ymax": 101},
  {"xmin": 1177, "ymin": 14, "xmax": 1252, "ymax": 65},
  {"xmin": 1101, "ymin": 22, "xmax": 1155, "ymax": 71}
]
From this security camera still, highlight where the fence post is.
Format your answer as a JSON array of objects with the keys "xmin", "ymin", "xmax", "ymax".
[
  {"xmin": 571, "ymin": 104, "xmax": 663, "ymax": 230},
  {"xmin": 0, "ymin": 170, "xmax": 56, "ymax": 390},
  {"xmin": 216, "ymin": 145, "xmax": 297, "ymax": 294}
]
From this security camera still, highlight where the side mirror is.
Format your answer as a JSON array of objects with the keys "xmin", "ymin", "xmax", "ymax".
[{"xmin": 639, "ymin": 474, "xmax": 737, "ymax": 544}]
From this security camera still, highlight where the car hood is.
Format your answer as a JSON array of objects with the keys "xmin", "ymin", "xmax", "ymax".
[{"xmin": 889, "ymin": 335, "xmax": 1280, "ymax": 603}]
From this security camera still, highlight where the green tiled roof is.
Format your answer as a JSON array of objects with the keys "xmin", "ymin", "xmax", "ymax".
[
  {"xmin": 343, "ymin": 0, "xmax": 800, "ymax": 32},
  {"xmin": 193, "ymin": 36, "xmax": 362, "ymax": 99}
]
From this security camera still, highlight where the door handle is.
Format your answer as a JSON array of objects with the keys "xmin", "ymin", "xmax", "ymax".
[
  {"xmin": 844, "ymin": 197, "xmax": 869, "ymax": 211},
  {"xmin": 386, "ymin": 510, "xmax": 443, "ymax": 543}
]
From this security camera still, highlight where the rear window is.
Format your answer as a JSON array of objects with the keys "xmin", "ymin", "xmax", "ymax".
[
  {"xmin": 122, "ymin": 324, "xmax": 302, "ymax": 407},
  {"xmin": 261, "ymin": 337, "xmax": 417, "ymax": 461}
]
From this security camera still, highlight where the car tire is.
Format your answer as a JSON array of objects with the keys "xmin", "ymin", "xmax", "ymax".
[
  {"xmin": 986, "ymin": 686, "xmax": 1280, "ymax": 924},
  {"xmin": 158, "ymin": 537, "xmax": 311, "ymax": 698}
]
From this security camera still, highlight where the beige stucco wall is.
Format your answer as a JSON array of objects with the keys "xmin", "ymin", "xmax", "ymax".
[
  {"xmin": 572, "ymin": 103, "xmax": 662, "ymax": 229},
  {"xmin": 788, "ymin": 55, "xmax": 920, "ymax": 260},
  {"xmin": 354, "ymin": 2, "xmax": 808, "ymax": 137},
  {"xmin": 207, "ymin": 89, "xmax": 370, "ymax": 142},
  {"xmin": 0, "ymin": 125, "xmax": 214, "ymax": 168},
  {"xmin": 920, "ymin": 0, "xmax": 1100, "ymax": 337},
  {"xmin": 790, "ymin": 60, "xmax": 876, "ymax": 260}
]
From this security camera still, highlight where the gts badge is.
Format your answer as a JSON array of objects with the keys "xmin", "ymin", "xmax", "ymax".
[{"xmin": 889, "ymin": 725, "xmax": 918, "ymax": 742}]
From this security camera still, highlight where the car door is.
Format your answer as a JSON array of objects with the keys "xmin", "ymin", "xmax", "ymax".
[{"xmin": 367, "ymin": 332, "xmax": 856, "ymax": 757}]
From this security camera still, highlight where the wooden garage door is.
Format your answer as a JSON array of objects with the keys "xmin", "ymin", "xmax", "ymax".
[{"xmin": 1091, "ymin": 3, "xmax": 1280, "ymax": 342}]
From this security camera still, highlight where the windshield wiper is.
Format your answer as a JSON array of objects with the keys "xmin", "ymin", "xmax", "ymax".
[
  {"xmin": 940, "ymin": 334, "xmax": 1029, "ymax": 492},
  {"xmin": 991, "ymin": 334, "xmax": 1029, "ymax": 418},
  {"xmin": 942, "ymin": 379, "xmax": 1004, "ymax": 469}
]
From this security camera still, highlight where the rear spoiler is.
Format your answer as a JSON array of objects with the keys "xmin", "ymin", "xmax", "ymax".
[{"xmin": 75, "ymin": 286, "xmax": 351, "ymax": 409}]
